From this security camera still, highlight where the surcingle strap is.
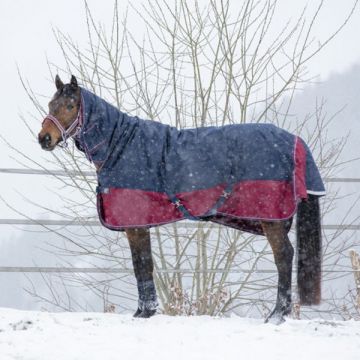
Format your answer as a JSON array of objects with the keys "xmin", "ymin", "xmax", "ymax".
[
  {"xmin": 203, "ymin": 183, "xmax": 234, "ymax": 217},
  {"xmin": 168, "ymin": 195, "xmax": 200, "ymax": 221}
]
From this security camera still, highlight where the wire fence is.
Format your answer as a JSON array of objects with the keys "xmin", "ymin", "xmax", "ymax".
[
  {"xmin": 2, "ymin": 167, "xmax": 360, "ymax": 182},
  {"xmin": 0, "ymin": 267, "xmax": 357, "ymax": 274},
  {"xmin": 1, "ymin": 167, "xmax": 360, "ymax": 275},
  {"xmin": 1, "ymin": 218, "xmax": 360, "ymax": 230}
]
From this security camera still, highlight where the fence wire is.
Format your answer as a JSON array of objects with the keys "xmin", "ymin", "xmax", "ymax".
[
  {"xmin": 0, "ymin": 267, "xmax": 357, "ymax": 274},
  {"xmin": 2, "ymin": 167, "xmax": 360, "ymax": 183}
]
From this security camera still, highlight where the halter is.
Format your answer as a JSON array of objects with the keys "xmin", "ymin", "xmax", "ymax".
[{"xmin": 42, "ymin": 102, "xmax": 83, "ymax": 148}]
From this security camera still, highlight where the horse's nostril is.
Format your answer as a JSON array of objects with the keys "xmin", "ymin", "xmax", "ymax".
[
  {"xmin": 44, "ymin": 134, "xmax": 51, "ymax": 145},
  {"xmin": 39, "ymin": 133, "xmax": 52, "ymax": 148}
]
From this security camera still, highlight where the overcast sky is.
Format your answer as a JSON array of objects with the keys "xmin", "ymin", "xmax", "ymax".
[{"xmin": 0, "ymin": 0, "xmax": 360, "ymax": 220}]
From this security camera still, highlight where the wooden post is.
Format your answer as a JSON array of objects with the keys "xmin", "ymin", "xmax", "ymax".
[{"xmin": 349, "ymin": 250, "xmax": 360, "ymax": 310}]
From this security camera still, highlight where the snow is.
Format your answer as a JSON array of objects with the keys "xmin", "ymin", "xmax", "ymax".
[{"xmin": 0, "ymin": 308, "xmax": 359, "ymax": 360}]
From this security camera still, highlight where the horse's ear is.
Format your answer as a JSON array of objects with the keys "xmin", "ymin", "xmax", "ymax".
[
  {"xmin": 70, "ymin": 75, "xmax": 78, "ymax": 89},
  {"xmin": 55, "ymin": 75, "xmax": 64, "ymax": 90}
]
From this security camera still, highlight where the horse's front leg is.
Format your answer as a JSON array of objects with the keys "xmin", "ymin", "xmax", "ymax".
[
  {"xmin": 125, "ymin": 228, "xmax": 158, "ymax": 318},
  {"xmin": 261, "ymin": 221, "xmax": 294, "ymax": 324}
]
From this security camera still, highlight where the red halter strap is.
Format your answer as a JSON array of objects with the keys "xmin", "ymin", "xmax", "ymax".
[{"xmin": 42, "ymin": 102, "xmax": 83, "ymax": 148}]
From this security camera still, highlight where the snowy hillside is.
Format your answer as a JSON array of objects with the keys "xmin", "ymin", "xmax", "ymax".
[{"xmin": 0, "ymin": 308, "xmax": 359, "ymax": 360}]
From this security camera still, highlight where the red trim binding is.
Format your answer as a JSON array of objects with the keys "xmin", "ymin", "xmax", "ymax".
[{"xmin": 97, "ymin": 180, "xmax": 307, "ymax": 231}]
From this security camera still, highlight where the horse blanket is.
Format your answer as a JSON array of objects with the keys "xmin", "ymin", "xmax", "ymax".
[{"xmin": 75, "ymin": 88, "xmax": 325, "ymax": 235}]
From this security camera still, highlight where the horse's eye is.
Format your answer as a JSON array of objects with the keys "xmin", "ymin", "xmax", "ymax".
[{"xmin": 67, "ymin": 105, "xmax": 74, "ymax": 111}]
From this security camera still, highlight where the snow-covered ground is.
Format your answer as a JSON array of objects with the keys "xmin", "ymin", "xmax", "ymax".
[{"xmin": 0, "ymin": 308, "xmax": 359, "ymax": 360}]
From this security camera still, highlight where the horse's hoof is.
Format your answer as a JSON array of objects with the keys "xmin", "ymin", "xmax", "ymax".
[
  {"xmin": 265, "ymin": 309, "xmax": 289, "ymax": 325},
  {"xmin": 133, "ymin": 308, "xmax": 143, "ymax": 318},
  {"xmin": 265, "ymin": 313, "xmax": 286, "ymax": 325},
  {"xmin": 133, "ymin": 308, "xmax": 157, "ymax": 318},
  {"xmin": 137, "ymin": 308, "xmax": 157, "ymax": 318}
]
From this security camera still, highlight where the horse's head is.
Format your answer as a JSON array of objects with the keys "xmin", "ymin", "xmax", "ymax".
[{"xmin": 38, "ymin": 75, "xmax": 81, "ymax": 150}]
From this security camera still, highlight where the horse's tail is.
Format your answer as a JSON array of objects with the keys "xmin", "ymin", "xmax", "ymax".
[{"xmin": 296, "ymin": 194, "xmax": 322, "ymax": 305}]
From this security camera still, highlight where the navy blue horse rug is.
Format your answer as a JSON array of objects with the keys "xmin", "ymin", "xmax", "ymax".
[{"xmin": 75, "ymin": 88, "xmax": 325, "ymax": 235}]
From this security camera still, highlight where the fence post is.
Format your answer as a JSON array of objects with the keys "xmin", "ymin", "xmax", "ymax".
[{"xmin": 349, "ymin": 250, "xmax": 360, "ymax": 310}]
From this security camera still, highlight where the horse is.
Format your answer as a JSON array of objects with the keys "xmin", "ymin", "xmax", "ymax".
[{"xmin": 38, "ymin": 75, "xmax": 325, "ymax": 324}]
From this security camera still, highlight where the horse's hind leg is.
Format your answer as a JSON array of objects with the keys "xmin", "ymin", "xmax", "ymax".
[
  {"xmin": 126, "ymin": 228, "xmax": 158, "ymax": 318},
  {"xmin": 261, "ymin": 221, "xmax": 294, "ymax": 324}
]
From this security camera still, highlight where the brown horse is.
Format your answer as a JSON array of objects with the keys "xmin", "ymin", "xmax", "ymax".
[{"xmin": 38, "ymin": 75, "xmax": 323, "ymax": 324}]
